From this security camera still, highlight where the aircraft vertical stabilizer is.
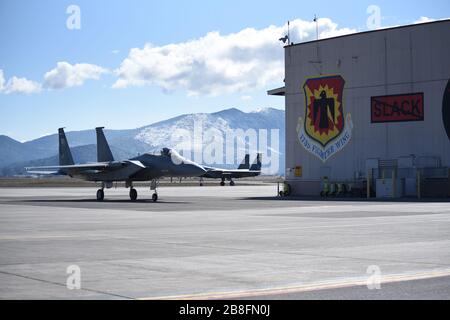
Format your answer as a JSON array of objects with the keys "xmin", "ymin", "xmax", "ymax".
[
  {"xmin": 250, "ymin": 153, "xmax": 262, "ymax": 171},
  {"xmin": 58, "ymin": 128, "xmax": 74, "ymax": 166},
  {"xmin": 238, "ymin": 154, "xmax": 250, "ymax": 169},
  {"xmin": 96, "ymin": 127, "xmax": 115, "ymax": 162}
]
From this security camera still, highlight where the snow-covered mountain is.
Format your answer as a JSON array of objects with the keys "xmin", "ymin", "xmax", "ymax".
[{"xmin": 0, "ymin": 107, "xmax": 285, "ymax": 176}]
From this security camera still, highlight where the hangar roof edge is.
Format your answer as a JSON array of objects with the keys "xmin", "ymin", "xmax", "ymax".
[
  {"xmin": 285, "ymin": 18, "xmax": 450, "ymax": 49},
  {"xmin": 267, "ymin": 87, "xmax": 286, "ymax": 96}
]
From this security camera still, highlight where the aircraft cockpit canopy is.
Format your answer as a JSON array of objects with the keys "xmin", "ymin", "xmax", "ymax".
[
  {"xmin": 161, "ymin": 148, "xmax": 171, "ymax": 156},
  {"xmin": 160, "ymin": 148, "xmax": 195, "ymax": 165}
]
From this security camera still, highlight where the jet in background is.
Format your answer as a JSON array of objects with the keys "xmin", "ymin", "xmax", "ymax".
[
  {"xmin": 201, "ymin": 154, "xmax": 262, "ymax": 186},
  {"xmin": 26, "ymin": 128, "xmax": 206, "ymax": 202}
]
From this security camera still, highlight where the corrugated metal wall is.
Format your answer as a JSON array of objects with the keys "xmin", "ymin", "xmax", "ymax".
[{"xmin": 284, "ymin": 20, "xmax": 450, "ymax": 195}]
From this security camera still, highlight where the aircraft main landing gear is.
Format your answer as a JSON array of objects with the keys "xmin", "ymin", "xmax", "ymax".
[
  {"xmin": 96, "ymin": 182, "xmax": 107, "ymax": 201},
  {"xmin": 230, "ymin": 180, "xmax": 235, "ymax": 186},
  {"xmin": 220, "ymin": 178, "xmax": 225, "ymax": 186},
  {"xmin": 96, "ymin": 189, "xmax": 104, "ymax": 201},
  {"xmin": 126, "ymin": 181, "xmax": 138, "ymax": 201},
  {"xmin": 129, "ymin": 188, "xmax": 138, "ymax": 201}
]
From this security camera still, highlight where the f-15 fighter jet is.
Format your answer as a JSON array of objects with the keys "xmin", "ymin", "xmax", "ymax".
[{"xmin": 26, "ymin": 127, "xmax": 206, "ymax": 202}]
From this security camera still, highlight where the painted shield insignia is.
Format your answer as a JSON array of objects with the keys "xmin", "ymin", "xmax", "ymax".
[{"xmin": 297, "ymin": 75, "xmax": 353, "ymax": 162}]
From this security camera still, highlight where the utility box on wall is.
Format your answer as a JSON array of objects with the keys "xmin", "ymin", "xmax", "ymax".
[
  {"xmin": 404, "ymin": 178, "xmax": 418, "ymax": 197},
  {"xmin": 376, "ymin": 179, "xmax": 404, "ymax": 198}
]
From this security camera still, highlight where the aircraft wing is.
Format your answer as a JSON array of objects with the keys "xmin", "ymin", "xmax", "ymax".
[
  {"xmin": 26, "ymin": 170, "xmax": 60, "ymax": 175},
  {"xmin": 26, "ymin": 163, "xmax": 110, "ymax": 171},
  {"xmin": 26, "ymin": 160, "xmax": 146, "ymax": 174}
]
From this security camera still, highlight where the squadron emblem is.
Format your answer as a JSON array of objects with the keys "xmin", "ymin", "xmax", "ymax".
[{"xmin": 297, "ymin": 75, "xmax": 353, "ymax": 162}]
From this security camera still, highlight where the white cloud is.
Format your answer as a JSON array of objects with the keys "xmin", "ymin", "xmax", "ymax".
[
  {"xmin": 113, "ymin": 18, "xmax": 356, "ymax": 96},
  {"xmin": 43, "ymin": 61, "xmax": 108, "ymax": 89},
  {"xmin": 0, "ymin": 70, "xmax": 41, "ymax": 94},
  {"xmin": 414, "ymin": 17, "xmax": 435, "ymax": 24},
  {"xmin": 413, "ymin": 16, "xmax": 450, "ymax": 24}
]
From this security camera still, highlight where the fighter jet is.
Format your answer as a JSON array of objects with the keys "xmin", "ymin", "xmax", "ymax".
[
  {"xmin": 26, "ymin": 127, "xmax": 206, "ymax": 202},
  {"xmin": 201, "ymin": 154, "xmax": 262, "ymax": 186}
]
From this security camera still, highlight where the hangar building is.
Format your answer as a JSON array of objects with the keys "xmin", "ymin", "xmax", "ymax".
[{"xmin": 269, "ymin": 19, "xmax": 450, "ymax": 198}]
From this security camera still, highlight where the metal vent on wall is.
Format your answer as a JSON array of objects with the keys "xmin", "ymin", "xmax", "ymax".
[
  {"xmin": 378, "ymin": 159, "xmax": 398, "ymax": 169},
  {"xmin": 416, "ymin": 156, "xmax": 441, "ymax": 168}
]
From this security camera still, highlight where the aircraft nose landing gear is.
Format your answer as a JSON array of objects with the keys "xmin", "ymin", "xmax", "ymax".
[{"xmin": 151, "ymin": 179, "xmax": 159, "ymax": 202}]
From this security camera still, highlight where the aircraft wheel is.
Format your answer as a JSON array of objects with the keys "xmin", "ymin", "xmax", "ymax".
[
  {"xmin": 130, "ymin": 188, "xmax": 138, "ymax": 201},
  {"xmin": 220, "ymin": 181, "xmax": 225, "ymax": 186},
  {"xmin": 152, "ymin": 193, "xmax": 158, "ymax": 202},
  {"xmin": 230, "ymin": 181, "xmax": 235, "ymax": 186},
  {"xmin": 96, "ymin": 189, "xmax": 104, "ymax": 201}
]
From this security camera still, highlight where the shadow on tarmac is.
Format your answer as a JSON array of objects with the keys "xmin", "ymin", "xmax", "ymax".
[
  {"xmin": 18, "ymin": 199, "xmax": 191, "ymax": 205},
  {"xmin": 243, "ymin": 196, "xmax": 450, "ymax": 203}
]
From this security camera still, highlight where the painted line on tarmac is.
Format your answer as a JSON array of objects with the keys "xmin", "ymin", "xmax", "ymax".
[{"xmin": 138, "ymin": 269, "xmax": 450, "ymax": 300}]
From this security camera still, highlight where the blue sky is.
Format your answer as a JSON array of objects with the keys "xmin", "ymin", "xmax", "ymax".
[{"xmin": 0, "ymin": 0, "xmax": 449, "ymax": 141}]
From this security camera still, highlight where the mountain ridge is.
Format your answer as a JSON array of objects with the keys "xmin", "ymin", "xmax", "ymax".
[{"xmin": 0, "ymin": 107, "xmax": 285, "ymax": 176}]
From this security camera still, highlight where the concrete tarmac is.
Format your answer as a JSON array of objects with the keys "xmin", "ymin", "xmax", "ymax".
[{"xmin": 0, "ymin": 185, "xmax": 449, "ymax": 299}]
